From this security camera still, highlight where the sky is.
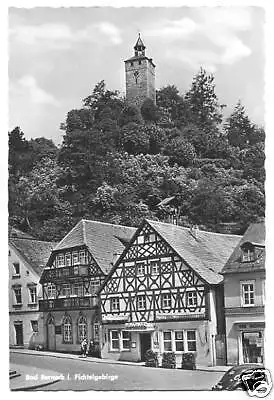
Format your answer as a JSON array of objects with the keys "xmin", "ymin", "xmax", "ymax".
[{"xmin": 8, "ymin": 6, "xmax": 265, "ymax": 145}]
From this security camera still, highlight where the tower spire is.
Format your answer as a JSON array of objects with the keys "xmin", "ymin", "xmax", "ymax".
[{"xmin": 134, "ymin": 33, "xmax": 146, "ymax": 57}]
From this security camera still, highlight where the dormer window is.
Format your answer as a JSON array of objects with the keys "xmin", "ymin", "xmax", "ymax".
[{"xmin": 241, "ymin": 243, "xmax": 255, "ymax": 262}]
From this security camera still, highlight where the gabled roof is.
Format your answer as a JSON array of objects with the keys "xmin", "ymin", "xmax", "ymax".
[
  {"xmin": 146, "ymin": 220, "xmax": 241, "ymax": 284},
  {"xmin": 52, "ymin": 219, "xmax": 136, "ymax": 274},
  {"xmin": 8, "ymin": 226, "xmax": 35, "ymax": 239},
  {"xmin": 9, "ymin": 238, "xmax": 57, "ymax": 277},
  {"xmin": 221, "ymin": 221, "xmax": 265, "ymax": 274},
  {"xmin": 157, "ymin": 196, "xmax": 176, "ymax": 207}
]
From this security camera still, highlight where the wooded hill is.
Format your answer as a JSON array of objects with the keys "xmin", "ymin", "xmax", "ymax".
[{"xmin": 9, "ymin": 68, "xmax": 265, "ymax": 241}]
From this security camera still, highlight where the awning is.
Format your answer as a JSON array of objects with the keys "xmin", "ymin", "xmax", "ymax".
[{"xmin": 123, "ymin": 322, "xmax": 155, "ymax": 332}]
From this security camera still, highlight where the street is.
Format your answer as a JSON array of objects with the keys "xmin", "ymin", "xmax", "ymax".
[{"xmin": 10, "ymin": 352, "xmax": 223, "ymax": 391}]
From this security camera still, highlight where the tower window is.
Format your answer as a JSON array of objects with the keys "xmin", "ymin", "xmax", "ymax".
[
  {"xmin": 139, "ymin": 60, "xmax": 142, "ymax": 65},
  {"xmin": 130, "ymin": 62, "xmax": 134, "ymax": 66}
]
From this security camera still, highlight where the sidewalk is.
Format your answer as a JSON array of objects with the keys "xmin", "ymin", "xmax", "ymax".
[
  {"xmin": 10, "ymin": 363, "xmax": 62, "ymax": 391},
  {"xmin": 10, "ymin": 348, "xmax": 230, "ymax": 372}
]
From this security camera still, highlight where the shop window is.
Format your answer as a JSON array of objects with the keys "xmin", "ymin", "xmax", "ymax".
[
  {"xmin": 175, "ymin": 331, "xmax": 184, "ymax": 352},
  {"xmin": 121, "ymin": 331, "xmax": 131, "ymax": 350},
  {"xmin": 161, "ymin": 293, "xmax": 171, "ymax": 309},
  {"xmin": 31, "ymin": 320, "xmax": 38, "ymax": 333},
  {"xmin": 63, "ymin": 315, "xmax": 73, "ymax": 343},
  {"xmin": 13, "ymin": 286, "xmax": 22, "ymax": 304},
  {"xmin": 241, "ymin": 281, "xmax": 255, "ymax": 306},
  {"xmin": 242, "ymin": 331, "xmax": 264, "ymax": 364},
  {"xmin": 163, "ymin": 331, "xmax": 172, "ymax": 351},
  {"xmin": 187, "ymin": 291, "xmax": 198, "ymax": 307},
  {"xmin": 78, "ymin": 315, "xmax": 87, "ymax": 342},
  {"xmin": 110, "ymin": 297, "xmax": 120, "ymax": 311},
  {"xmin": 29, "ymin": 286, "xmax": 37, "ymax": 304},
  {"xmin": 110, "ymin": 330, "xmax": 119, "ymax": 350},
  {"xmin": 136, "ymin": 262, "xmax": 145, "ymax": 276},
  {"xmin": 137, "ymin": 295, "xmax": 146, "ymax": 310},
  {"xmin": 186, "ymin": 330, "xmax": 197, "ymax": 351}
]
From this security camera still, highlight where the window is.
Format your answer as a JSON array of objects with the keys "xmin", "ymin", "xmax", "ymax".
[
  {"xmin": 151, "ymin": 261, "xmax": 159, "ymax": 275},
  {"xmin": 13, "ymin": 262, "xmax": 20, "ymax": 275},
  {"xmin": 79, "ymin": 250, "xmax": 87, "ymax": 264},
  {"xmin": 13, "ymin": 287, "xmax": 22, "ymax": 304},
  {"xmin": 121, "ymin": 331, "xmax": 131, "ymax": 350},
  {"xmin": 62, "ymin": 283, "xmax": 71, "ymax": 297},
  {"xmin": 65, "ymin": 253, "xmax": 71, "ymax": 266},
  {"xmin": 110, "ymin": 330, "xmax": 119, "ymax": 350},
  {"xmin": 175, "ymin": 331, "xmax": 184, "ymax": 352},
  {"xmin": 242, "ymin": 248, "xmax": 255, "ymax": 262},
  {"xmin": 138, "ymin": 60, "xmax": 142, "ymax": 65},
  {"xmin": 90, "ymin": 280, "xmax": 100, "ymax": 295},
  {"xmin": 72, "ymin": 252, "xmax": 79, "ymax": 265},
  {"xmin": 110, "ymin": 297, "xmax": 120, "ymax": 311},
  {"xmin": 130, "ymin": 61, "xmax": 134, "ymax": 66},
  {"xmin": 187, "ymin": 291, "xmax": 198, "ymax": 307},
  {"xmin": 186, "ymin": 330, "xmax": 197, "ymax": 351},
  {"xmin": 137, "ymin": 295, "xmax": 146, "ymax": 310},
  {"xmin": 57, "ymin": 254, "xmax": 64, "ymax": 267},
  {"xmin": 136, "ymin": 262, "xmax": 145, "ymax": 276},
  {"xmin": 162, "ymin": 293, "xmax": 171, "ymax": 309},
  {"xmin": 31, "ymin": 320, "xmax": 38, "ymax": 333},
  {"xmin": 78, "ymin": 315, "xmax": 87, "ymax": 342},
  {"xmin": 144, "ymin": 233, "xmax": 150, "ymax": 243},
  {"xmin": 94, "ymin": 322, "xmax": 100, "ymax": 339},
  {"xmin": 241, "ymin": 281, "xmax": 255, "ymax": 306},
  {"xmin": 63, "ymin": 315, "xmax": 72, "ymax": 343},
  {"xmin": 47, "ymin": 283, "xmax": 56, "ymax": 299},
  {"xmin": 29, "ymin": 286, "xmax": 37, "ymax": 304},
  {"xmin": 163, "ymin": 331, "xmax": 172, "ymax": 351},
  {"xmin": 73, "ymin": 283, "xmax": 83, "ymax": 297}
]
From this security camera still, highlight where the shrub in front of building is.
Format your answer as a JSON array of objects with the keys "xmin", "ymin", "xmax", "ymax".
[
  {"xmin": 162, "ymin": 352, "xmax": 176, "ymax": 369},
  {"xmin": 181, "ymin": 352, "xmax": 196, "ymax": 370},
  {"xmin": 145, "ymin": 349, "xmax": 159, "ymax": 367}
]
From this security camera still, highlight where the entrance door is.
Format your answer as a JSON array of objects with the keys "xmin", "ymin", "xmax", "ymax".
[
  {"xmin": 14, "ymin": 323, "xmax": 23, "ymax": 346},
  {"xmin": 47, "ymin": 316, "xmax": 56, "ymax": 351},
  {"xmin": 140, "ymin": 333, "xmax": 151, "ymax": 361}
]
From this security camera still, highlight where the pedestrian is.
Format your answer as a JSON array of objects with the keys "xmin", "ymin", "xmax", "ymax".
[{"xmin": 81, "ymin": 338, "xmax": 88, "ymax": 358}]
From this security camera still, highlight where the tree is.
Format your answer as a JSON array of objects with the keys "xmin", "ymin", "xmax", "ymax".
[
  {"xmin": 184, "ymin": 68, "xmax": 225, "ymax": 130},
  {"xmin": 140, "ymin": 98, "xmax": 159, "ymax": 122},
  {"xmin": 119, "ymin": 123, "xmax": 150, "ymax": 154},
  {"xmin": 163, "ymin": 136, "xmax": 197, "ymax": 167},
  {"xmin": 118, "ymin": 104, "xmax": 143, "ymax": 127}
]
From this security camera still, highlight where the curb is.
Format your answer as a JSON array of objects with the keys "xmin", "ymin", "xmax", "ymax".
[{"xmin": 11, "ymin": 379, "xmax": 61, "ymax": 391}]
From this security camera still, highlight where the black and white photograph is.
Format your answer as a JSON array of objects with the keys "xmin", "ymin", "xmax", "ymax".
[{"xmin": 7, "ymin": 2, "xmax": 272, "ymax": 394}]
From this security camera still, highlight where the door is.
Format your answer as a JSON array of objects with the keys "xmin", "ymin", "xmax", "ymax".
[
  {"xmin": 140, "ymin": 333, "xmax": 151, "ymax": 361},
  {"xmin": 215, "ymin": 334, "xmax": 226, "ymax": 366},
  {"xmin": 47, "ymin": 316, "xmax": 56, "ymax": 351},
  {"xmin": 14, "ymin": 323, "xmax": 23, "ymax": 346}
]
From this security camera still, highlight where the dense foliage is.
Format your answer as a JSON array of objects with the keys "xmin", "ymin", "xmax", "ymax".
[{"xmin": 8, "ymin": 69, "xmax": 265, "ymax": 240}]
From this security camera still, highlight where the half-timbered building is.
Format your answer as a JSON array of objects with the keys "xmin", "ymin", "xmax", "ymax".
[
  {"xmin": 39, "ymin": 219, "xmax": 135, "ymax": 353},
  {"xmin": 99, "ymin": 219, "xmax": 241, "ymax": 367},
  {"xmin": 221, "ymin": 221, "xmax": 265, "ymax": 365}
]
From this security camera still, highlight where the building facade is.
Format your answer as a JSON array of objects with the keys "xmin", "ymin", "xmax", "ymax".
[
  {"xmin": 125, "ymin": 34, "xmax": 156, "ymax": 108},
  {"xmin": 9, "ymin": 233, "xmax": 55, "ymax": 349},
  {"xmin": 221, "ymin": 222, "xmax": 265, "ymax": 365},
  {"xmin": 39, "ymin": 219, "xmax": 135, "ymax": 353},
  {"xmin": 99, "ymin": 219, "xmax": 241, "ymax": 367}
]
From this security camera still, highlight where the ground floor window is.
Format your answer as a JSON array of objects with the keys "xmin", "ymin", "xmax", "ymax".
[
  {"xmin": 109, "ymin": 330, "xmax": 131, "ymax": 351},
  {"xmin": 78, "ymin": 315, "xmax": 87, "ymax": 342},
  {"xmin": 242, "ymin": 331, "xmax": 264, "ymax": 364},
  {"xmin": 63, "ymin": 315, "xmax": 73, "ymax": 343},
  {"xmin": 162, "ymin": 330, "xmax": 197, "ymax": 353}
]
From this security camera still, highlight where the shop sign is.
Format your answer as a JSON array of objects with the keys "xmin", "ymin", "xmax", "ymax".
[
  {"xmin": 124, "ymin": 322, "xmax": 155, "ymax": 331},
  {"xmin": 102, "ymin": 314, "xmax": 129, "ymax": 322}
]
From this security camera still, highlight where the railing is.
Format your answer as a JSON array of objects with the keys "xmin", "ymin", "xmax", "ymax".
[
  {"xmin": 39, "ymin": 296, "xmax": 97, "ymax": 311},
  {"xmin": 40, "ymin": 264, "xmax": 91, "ymax": 282}
]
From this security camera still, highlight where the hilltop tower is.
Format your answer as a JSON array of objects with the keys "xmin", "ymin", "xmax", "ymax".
[{"xmin": 124, "ymin": 34, "xmax": 156, "ymax": 108}]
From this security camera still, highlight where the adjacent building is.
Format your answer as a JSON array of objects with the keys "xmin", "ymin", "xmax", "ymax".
[
  {"xmin": 9, "ymin": 232, "xmax": 55, "ymax": 349},
  {"xmin": 99, "ymin": 219, "xmax": 241, "ymax": 367},
  {"xmin": 125, "ymin": 34, "xmax": 156, "ymax": 108},
  {"xmin": 221, "ymin": 221, "xmax": 265, "ymax": 365},
  {"xmin": 39, "ymin": 219, "xmax": 136, "ymax": 353}
]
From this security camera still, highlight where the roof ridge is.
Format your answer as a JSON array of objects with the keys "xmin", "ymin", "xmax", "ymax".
[{"xmin": 82, "ymin": 219, "xmax": 136, "ymax": 230}]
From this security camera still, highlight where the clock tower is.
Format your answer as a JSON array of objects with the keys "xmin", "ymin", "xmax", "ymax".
[{"xmin": 124, "ymin": 34, "xmax": 156, "ymax": 108}]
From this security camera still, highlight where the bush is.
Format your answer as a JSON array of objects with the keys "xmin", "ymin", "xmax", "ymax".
[
  {"xmin": 181, "ymin": 352, "xmax": 196, "ymax": 370},
  {"xmin": 162, "ymin": 352, "xmax": 176, "ymax": 369},
  {"xmin": 145, "ymin": 349, "xmax": 159, "ymax": 367}
]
